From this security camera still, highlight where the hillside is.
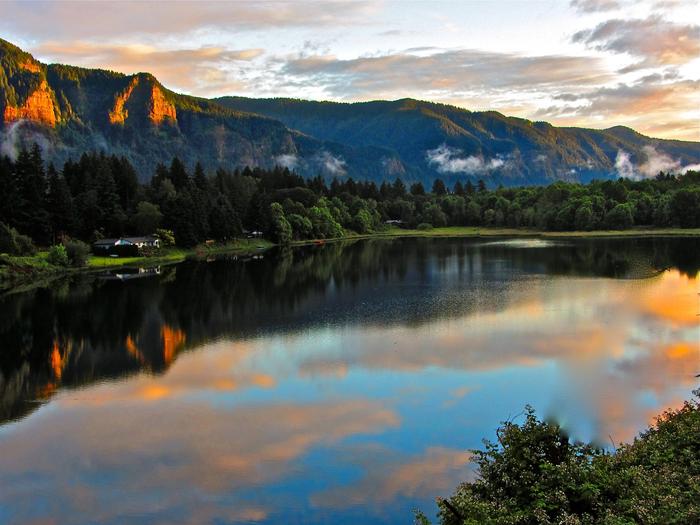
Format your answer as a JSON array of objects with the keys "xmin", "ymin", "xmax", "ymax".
[
  {"xmin": 217, "ymin": 97, "xmax": 700, "ymax": 185},
  {"xmin": 2, "ymin": 37, "xmax": 699, "ymax": 185},
  {"xmin": 0, "ymin": 38, "xmax": 400, "ymax": 181}
]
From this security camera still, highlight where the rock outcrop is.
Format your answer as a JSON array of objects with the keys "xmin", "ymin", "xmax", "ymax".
[
  {"xmin": 3, "ymin": 80, "xmax": 58, "ymax": 127},
  {"xmin": 108, "ymin": 77, "xmax": 139, "ymax": 125},
  {"xmin": 149, "ymin": 85, "xmax": 176, "ymax": 125}
]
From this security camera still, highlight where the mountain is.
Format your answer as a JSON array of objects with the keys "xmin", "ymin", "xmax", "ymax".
[
  {"xmin": 2, "ymin": 37, "xmax": 699, "ymax": 185},
  {"xmin": 216, "ymin": 97, "xmax": 700, "ymax": 185},
  {"xmin": 0, "ymin": 38, "xmax": 400, "ymax": 181}
]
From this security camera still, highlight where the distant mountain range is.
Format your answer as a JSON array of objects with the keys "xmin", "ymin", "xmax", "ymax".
[{"xmin": 2, "ymin": 37, "xmax": 699, "ymax": 185}]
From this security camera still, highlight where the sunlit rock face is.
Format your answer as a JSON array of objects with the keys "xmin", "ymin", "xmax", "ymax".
[
  {"xmin": 108, "ymin": 77, "xmax": 139, "ymax": 125},
  {"xmin": 2, "ymin": 80, "xmax": 58, "ymax": 127},
  {"xmin": 148, "ymin": 85, "xmax": 176, "ymax": 125}
]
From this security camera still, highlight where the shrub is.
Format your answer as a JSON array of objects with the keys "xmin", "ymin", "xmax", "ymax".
[
  {"xmin": 419, "ymin": 390, "xmax": 700, "ymax": 525},
  {"xmin": 63, "ymin": 239, "xmax": 90, "ymax": 267},
  {"xmin": 417, "ymin": 223, "xmax": 433, "ymax": 231},
  {"xmin": 155, "ymin": 228, "xmax": 175, "ymax": 247},
  {"xmin": 14, "ymin": 233, "xmax": 37, "ymax": 256},
  {"xmin": 47, "ymin": 244, "xmax": 69, "ymax": 267},
  {"xmin": 0, "ymin": 222, "xmax": 36, "ymax": 256}
]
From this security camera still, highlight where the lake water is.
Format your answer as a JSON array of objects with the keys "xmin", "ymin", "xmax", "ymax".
[{"xmin": 1, "ymin": 237, "xmax": 698, "ymax": 525}]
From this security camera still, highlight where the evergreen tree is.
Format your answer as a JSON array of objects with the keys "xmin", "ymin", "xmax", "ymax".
[
  {"xmin": 46, "ymin": 164, "xmax": 75, "ymax": 241},
  {"xmin": 410, "ymin": 182, "xmax": 425, "ymax": 196},
  {"xmin": 169, "ymin": 157, "xmax": 190, "ymax": 190},
  {"xmin": 15, "ymin": 144, "xmax": 49, "ymax": 242},
  {"xmin": 432, "ymin": 179, "xmax": 447, "ymax": 195}
]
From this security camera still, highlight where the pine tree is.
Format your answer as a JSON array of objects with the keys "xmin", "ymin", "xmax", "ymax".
[
  {"xmin": 169, "ymin": 157, "xmax": 190, "ymax": 190},
  {"xmin": 46, "ymin": 164, "xmax": 75, "ymax": 241},
  {"xmin": 15, "ymin": 144, "xmax": 49, "ymax": 242}
]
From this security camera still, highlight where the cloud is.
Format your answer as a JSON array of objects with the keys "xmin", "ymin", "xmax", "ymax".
[
  {"xmin": 615, "ymin": 149, "xmax": 635, "ymax": 178},
  {"xmin": 426, "ymin": 144, "xmax": 511, "ymax": 175},
  {"xmin": 570, "ymin": 0, "xmax": 621, "ymax": 13},
  {"xmin": 274, "ymin": 153, "xmax": 299, "ymax": 169},
  {"xmin": 572, "ymin": 15, "xmax": 700, "ymax": 67},
  {"xmin": 33, "ymin": 41, "xmax": 262, "ymax": 95},
  {"xmin": 615, "ymin": 145, "xmax": 698, "ymax": 178},
  {"xmin": 311, "ymin": 447, "xmax": 472, "ymax": 508},
  {"xmin": 313, "ymin": 150, "xmax": 347, "ymax": 176},
  {"xmin": 282, "ymin": 49, "xmax": 611, "ymax": 99},
  {"xmin": 0, "ymin": 397, "xmax": 398, "ymax": 524},
  {"xmin": 534, "ymin": 77, "xmax": 700, "ymax": 141},
  {"xmin": 0, "ymin": 119, "xmax": 52, "ymax": 161},
  {"xmin": 0, "ymin": 1, "xmax": 379, "ymax": 40}
]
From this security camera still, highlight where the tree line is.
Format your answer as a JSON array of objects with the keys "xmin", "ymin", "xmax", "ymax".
[{"xmin": 1, "ymin": 144, "xmax": 699, "ymax": 252}]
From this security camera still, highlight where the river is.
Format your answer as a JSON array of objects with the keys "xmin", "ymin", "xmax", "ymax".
[{"xmin": 0, "ymin": 236, "xmax": 698, "ymax": 524}]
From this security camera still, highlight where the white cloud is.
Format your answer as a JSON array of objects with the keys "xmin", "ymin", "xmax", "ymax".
[
  {"xmin": 274, "ymin": 154, "xmax": 299, "ymax": 169},
  {"xmin": 314, "ymin": 150, "xmax": 347, "ymax": 176},
  {"xmin": 615, "ymin": 145, "xmax": 698, "ymax": 178},
  {"xmin": 426, "ymin": 144, "xmax": 511, "ymax": 175}
]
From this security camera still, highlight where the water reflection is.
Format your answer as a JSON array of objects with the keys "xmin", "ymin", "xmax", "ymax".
[{"xmin": 0, "ymin": 237, "xmax": 698, "ymax": 524}]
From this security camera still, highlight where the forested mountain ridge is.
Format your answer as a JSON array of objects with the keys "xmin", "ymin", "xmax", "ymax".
[
  {"xmin": 0, "ymin": 38, "xmax": 401, "ymax": 181},
  {"xmin": 216, "ymin": 96, "xmax": 700, "ymax": 185},
  {"xmin": 2, "ymin": 37, "xmax": 699, "ymax": 185}
]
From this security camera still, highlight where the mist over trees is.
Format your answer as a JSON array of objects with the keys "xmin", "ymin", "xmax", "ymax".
[{"xmin": 1, "ymin": 145, "xmax": 699, "ymax": 250}]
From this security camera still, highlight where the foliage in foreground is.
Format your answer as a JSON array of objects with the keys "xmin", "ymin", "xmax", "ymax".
[{"xmin": 418, "ymin": 390, "xmax": 700, "ymax": 525}]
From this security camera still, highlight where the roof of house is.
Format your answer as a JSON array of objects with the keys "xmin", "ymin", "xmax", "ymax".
[
  {"xmin": 93, "ymin": 236, "xmax": 158, "ymax": 246},
  {"xmin": 122, "ymin": 236, "xmax": 159, "ymax": 243},
  {"xmin": 93, "ymin": 238, "xmax": 119, "ymax": 246}
]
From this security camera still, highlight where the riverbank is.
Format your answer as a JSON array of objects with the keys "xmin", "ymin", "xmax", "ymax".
[
  {"xmin": 293, "ymin": 225, "xmax": 700, "ymax": 246},
  {"xmin": 2, "ymin": 227, "xmax": 699, "ymax": 293},
  {"xmin": 0, "ymin": 239, "xmax": 273, "ymax": 293}
]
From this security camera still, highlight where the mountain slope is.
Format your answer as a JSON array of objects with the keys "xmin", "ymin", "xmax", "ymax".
[
  {"xmin": 2, "ymin": 38, "xmax": 699, "ymax": 185},
  {"xmin": 217, "ymin": 96, "xmax": 700, "ymax": 184},
  {"xmin": 0, "ymin": 38, "xmax": 402, "ymax": 180}
]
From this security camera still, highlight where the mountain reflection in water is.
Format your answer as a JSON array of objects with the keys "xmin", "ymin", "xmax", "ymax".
[{"xmin": 0, "ymin": 237, "xmax": 698, "ymax": 525}]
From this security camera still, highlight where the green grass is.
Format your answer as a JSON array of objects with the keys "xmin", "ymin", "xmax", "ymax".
[
  {"xmin": 347, "ymin": 226, "xmax": 700, "ymax": 239},
  {"xmin": 87, "ymin": 248, "xmax": 189, "ymax": 268},
  {"xmin": 1, "ymin": 239, "xmax": 274, "ymax": 293}
]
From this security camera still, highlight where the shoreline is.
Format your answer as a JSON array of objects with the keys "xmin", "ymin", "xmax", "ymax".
[
  {"xmin": 0, "ymin": 239, "xmax": 273, "ymax": 294},
  {"xmin": 2, "ymin": 227, "xmax": 698, "ymax": 294},
  {"xmin": 292, "ymin": 226, "xmax": 700, "ymax": 246}
]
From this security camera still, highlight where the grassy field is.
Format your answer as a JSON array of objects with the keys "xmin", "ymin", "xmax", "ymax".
[
  {"xmin": 0, "ymin": 239, "xmax": 273, "ymax": 293},
  {"xmin": 315, "ymin": 226, "xmax": 700, "ymax": 244}
]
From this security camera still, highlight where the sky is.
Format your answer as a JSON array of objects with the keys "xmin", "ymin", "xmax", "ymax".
[{"xmin": 1, "ymin": 0, "xmax": 699, "ymax": 140}]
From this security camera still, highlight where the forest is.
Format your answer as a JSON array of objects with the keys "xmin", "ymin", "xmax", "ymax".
[{"xmin": 1, "ymin": 144, "xmax": 700, "ymax": 255}]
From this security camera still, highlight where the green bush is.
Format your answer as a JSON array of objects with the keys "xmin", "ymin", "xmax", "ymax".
[
  {"xmin": 0, "ymin": 222, "xmax": 36, "ymax": 256},
  {"xmin": 47, "ymin": 244, "xmax": 69, "ymax": 267},
  {"xmin": 417, "ymin": 223, "xmax": 433, "ymax": 231},
  {"xmin": 63, "ymin": 239, "xmax": 90, "ymax": 267},
  {"xmin": 155, "ymin": 228, "xmax": 175, "ymax": 247},
  {"xmin": 419, "ymin": 390, "xmax": 700, "ymax": 525},
  {"xmin": 14, "ymin": 233, "xmax": 37, "ymax": 256}
]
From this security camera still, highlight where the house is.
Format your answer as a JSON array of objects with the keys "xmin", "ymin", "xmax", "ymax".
[
  {"xmin": 92, "ymin": 235, "xmax": 160, "ymax": 256},
  {"xmin": 120, "ymin": 236, "xmax": 160, "ymax": 249}
]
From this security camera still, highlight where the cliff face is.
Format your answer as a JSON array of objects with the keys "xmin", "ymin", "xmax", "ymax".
[
  {"xmin": 3, "ymin": 80, "xmax": 58, "ymax": 127},
  {"xmin": 148, "ymin": 85, "xmax": 176, "ymax": 125},
  {"xmin": 108, "ymin": 77, "xmax": 138, "ymax": 125}
]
